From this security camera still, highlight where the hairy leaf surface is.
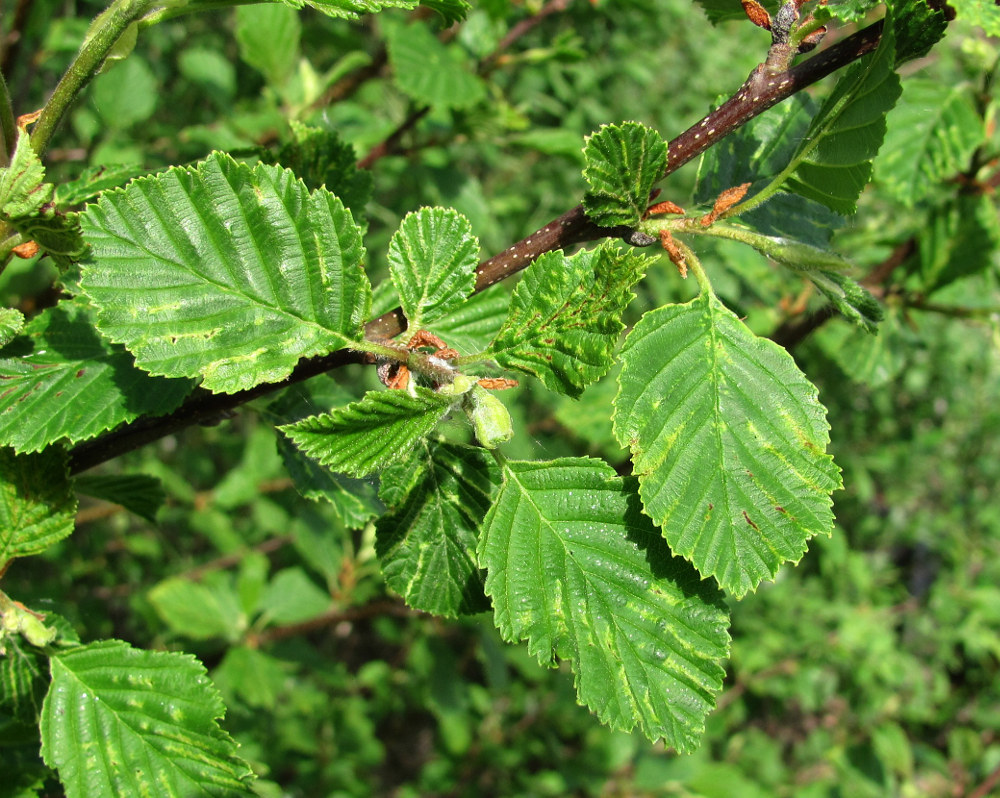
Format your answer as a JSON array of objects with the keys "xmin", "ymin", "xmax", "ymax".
[
  {"xmin": 41, "ymin": 640, "xmax": 254, "ymax": 797},
  {"xmin": 377, "ymin": 441, "xmax": 498, "ymax": 616},
  {"xmin": 786, "ymin": 23, "xmax": 901, "ymax": 214},
  {"xmin": 613, "ymin": 293, "xmax": 842, "ymax": 597},
  {"xmin": 281, "ymin": 387, "xmax": 455, "ymax": 478},
  {"xmin": 487, "ymin": 245, "xmax": 649, "ymax": 397},
  {"xmin": 281, "ymin": 0, "xmax": 416, "ymax": 19},
  {"xmin": 388, "ymin": 208, "xmax": 479, "ymax": 333},
  {"xmin": 808, "ymin": 270, "xmax": 883, "ymax": 333},
  {"xmin": 0, "ymin": 448, "xmax": 76, "ymax": 561},
  {"xmin": 0, "ymin": 129, "xmax": 50, "ymax": 219},
  {"xmin": 0, "ymin": 300, "xmax": 192, "ymax": 453},
  {"xmin": 479, "ymin": 457, "xmax": 730, "ymax": 750},
  {"xmin": 80, "ymin": 152, "xmax": 371, "ymax": 394},
  {"xmin": 583, "ymin": 122, "xmax": 667, "ymax": 227}
]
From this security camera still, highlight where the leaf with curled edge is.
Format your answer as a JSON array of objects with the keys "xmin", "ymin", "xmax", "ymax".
[
  {"xmin": 485, "ymin": 244, "xmax": 651, "ymax": 397},
  {"xmin": 377, "ymin": 441, "xmax": 499, "ymax": 616}
]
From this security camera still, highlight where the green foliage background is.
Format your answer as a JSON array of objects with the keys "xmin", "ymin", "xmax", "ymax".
[{"xmin": 1, "ymin": 0, "xmax": 999, "ymax": 795}]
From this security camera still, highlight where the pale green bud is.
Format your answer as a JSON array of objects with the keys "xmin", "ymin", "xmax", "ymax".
[{"xmin": 466, "ymin": 385, "xmax": 514, "ymax": 449}]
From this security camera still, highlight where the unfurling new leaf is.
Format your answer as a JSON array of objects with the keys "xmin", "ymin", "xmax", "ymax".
[
  {"xmin": 388, "ymin": 207, "xmax": 479, "ymax": 334},
  {"xmin": 487, "ymin": 244, "xmax": 651, "ymax": 397},
  {"xmin": 583, "ymin": 122, "xmax": 668, "ymax": 227}
]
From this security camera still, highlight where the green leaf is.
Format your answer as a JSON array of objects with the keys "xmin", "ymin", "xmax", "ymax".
[
  {"xmin": 264, "ymin": 378, "xmax": 383, "ymax": 526},
  {"xmin": 892, "ymin": 0, "xmax": 950, "ymax": 63},
  {"xmin": 385, "ymin": 19, "xmax": 486, "ymax": 109},
  {"xmin": 74, "ymin": 474, "xmax": 165, "ymax": 523},
  {"xmin": 948, "ymin": 0, "xmax": 1000, "ymax": 35},
  {"xmin": 613, "ymin": 293, "xmax": 842, "ymax": 597},
  {"xmin": 12, "ymin": 210, "xmax": 86, "ymax": 267},
  {"xmin": 814, "ymin": 0, "xmax": 884, "ymax": 23},
  {"xmin": 235, "ymin": 4, "xmax": 301, "ymax": 86},
  {"xmin": 40, "ymin": 640, "xmax": 254, "ymax": 797},
  {"xmin": 0, "ymin": 300, "xmax": 193, "ymax": 453},
  {"xmin": 0, "ymin": 448, "xmax": 76, "ymax": 562},
  {"xmin": 917, "ymin": 194, "xmax": 1000, "ymax": 295},
  {"xmin": 877, "ymin": 80, "xmax": 984, "ymax": 208},
  {"xmin": 808, "ymin": 269, "xmax": 884, "ymax": 333},
  {"xmin": 583, "ymin": 122, "xmax": 668, "ymax": 228},
  {"xmin": 818, "ymin": 309, "xmax": 908, "ymax": 387},
  {"xmin": 90, "ymin": 55, "xmax": 158, "ymax": 128},
  {"xmin": 478, "ymin": 457, "xmax": 730, "ymax": 749},
  {"xmin": 695, "ymin": 95, "xmax": 816, "ymax": 204},
  {"xmin": 0, "ymin": 308, "xmax": 24, "ymax": 347},
  {"xmin": 376, "ymin": 441, "xmax": 499, "ymax": 616},
  {"xmin": 274, "ymin": 121, "xmax": 372, "ymax": 221},
  {"xmin": 486, "ymin": 244, "xmax": 650, "ymax": 397},
  {"xmin": 0, "ymin": 129, "xmax": 50, "ymax": 219},
  {"xmin": 785, "ymin": 21, "xmax": 901, "ymax": 214},
  {"xmin": 260, "ymin": 567, "xmax": 332, "ymax": 626},
  {"xmin": 388, "ymin": 207, "xmax": 479, "ymax": 333},
  {"xmin": 0, "ymin": 643, "xmax": 46, "ymax": 742},
  {"xmin": 0, "ymin": 129, "xmax": 85, "ymax": 265},
  {"xmin": 80, "ymin": 152, "xmax": 371, "ymax": 394},
  {"xmin": 694, "ymin": 95, "xmax": 845, "ymax": 248},
  {"xmin": 213, "ymin": 647, "xmax": 288, "ymax": 711},
  {"xmin": 148, "ymin": 576, "xmax": 246, "ymax": 642},
  {"xmin": 281, "ymin": 387, "xmax": 456, "ymax": 478},
  {"xmin": 420, "ymin": 0, "xmax": 471, "ymax": 25},
  {"xmin": 284, "ymin": 0, "xmax": 417, "ymax": 19}
]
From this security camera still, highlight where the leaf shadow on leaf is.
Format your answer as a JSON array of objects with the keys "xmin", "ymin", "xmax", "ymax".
[
  {"xmin": 621, "ymin": 476, "xmax": 727, "ymax": 608},
  {"xmin": 24, "ymin": 302, "xmax": 194, "ymax": 417}
]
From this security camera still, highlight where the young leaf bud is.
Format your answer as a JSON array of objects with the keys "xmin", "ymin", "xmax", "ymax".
[{"xmin": 465, "ymin": 385, "xmax": 514, "ymax": 449}]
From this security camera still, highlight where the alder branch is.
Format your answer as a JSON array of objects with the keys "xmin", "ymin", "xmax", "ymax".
[{"xmin": 68, "ymin": 17, "xmax": 886, "ymax": 476}]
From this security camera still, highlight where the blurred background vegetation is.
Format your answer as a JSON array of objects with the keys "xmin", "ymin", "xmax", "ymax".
[{"xmin": 2, "ymin": 0, "xmax": 998, "ymax": 795}]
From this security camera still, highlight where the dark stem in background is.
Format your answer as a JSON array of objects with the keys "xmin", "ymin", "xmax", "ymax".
[{"xmin": 68, "ymin": 18, "xmax": 885, "ymax": 476}]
